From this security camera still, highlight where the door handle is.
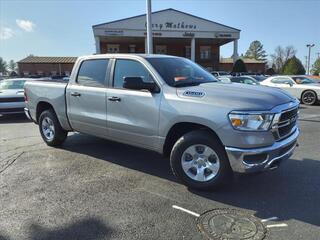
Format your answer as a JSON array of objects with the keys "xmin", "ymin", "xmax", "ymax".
[
  {"xmin": 71, "ymin": 92, "xmax": 81, "ymax": 97},
  {"xmin": 108, "ymin": 96, "xmax": 121, "ymax": 102}
]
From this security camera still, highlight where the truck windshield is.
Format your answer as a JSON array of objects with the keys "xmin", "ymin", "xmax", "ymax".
[
  {"xmin": 0, "ymin": 80, "xmax": 26, "ymax": 90},
  {"xmin": 146, "ymin": 57, "xmax": 218, "ymax": 87}
]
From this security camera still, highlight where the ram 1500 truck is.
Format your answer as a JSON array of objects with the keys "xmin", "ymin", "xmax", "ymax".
[{"xmin": 24, "ymin": 54, "xmax": 300, "ymax": 189}]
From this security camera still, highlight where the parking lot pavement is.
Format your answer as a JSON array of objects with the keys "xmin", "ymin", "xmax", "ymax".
[{"xmin": 0, "ymin": 106, "xmax": 319, "ymax": 240}]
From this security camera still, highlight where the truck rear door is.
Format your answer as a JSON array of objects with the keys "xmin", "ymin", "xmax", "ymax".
[{"xmin": 66, "ymin": 58, "xmax": 110, "ymax": 138}]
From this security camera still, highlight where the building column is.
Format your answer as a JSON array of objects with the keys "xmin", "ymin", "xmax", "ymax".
[
  {"xmin": 191, "ymin": 37, "xmax": 195, "ymax": 62},
  {"xmin": 232, "ymin": 39, "xmax": 239, "ymax": 63},
  {"xmin": 95, "ymin": 36, "xmax": 101, "ymax": 54}
]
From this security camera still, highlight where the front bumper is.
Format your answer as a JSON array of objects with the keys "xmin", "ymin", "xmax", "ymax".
[{"xmin": 225, "ymin": 128, "xmax": 299, "ymax": 173}]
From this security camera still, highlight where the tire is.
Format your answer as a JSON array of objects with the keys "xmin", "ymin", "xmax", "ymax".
[
  {"xmin": 39, "ymin": 109, "xmax": 68, "ymax": 146},
  {"xmin": 301, "ymin": 90, "xmax": 317, "ymax": 105},
  {"xmin": 170, "ymin": 130, "xmax": 232, "ymax": 190}
]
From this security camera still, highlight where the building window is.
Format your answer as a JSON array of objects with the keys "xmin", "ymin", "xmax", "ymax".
[
  {"xmin": 185, "ymin": 46, "xmax": 191, "ymax": 59},
  {"xmin": 107, "ymin": 44, "xmax": 120, "ymax": 53},
  {"xmin": 200, "ymin": 46, "xmax": 211, "ymax": 60},
  {"xmin": 155, "ymin": 45, "xmax": 167, "ymax": 54},
  {"xmin": 129, "ymin": 44, "xmax": 136, "ymax": 53}
]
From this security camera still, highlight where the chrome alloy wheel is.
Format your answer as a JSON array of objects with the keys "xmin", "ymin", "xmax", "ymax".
[
  {"xmin": 181, "ymin": 144, "xmax": 220, "ymax": 182},
  {"xmin": 41, "ymin": 117, "xmax": 55, "ymax": 141}
]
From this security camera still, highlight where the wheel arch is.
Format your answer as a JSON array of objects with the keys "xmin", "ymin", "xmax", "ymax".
[
  {"xmin": 36, "ymin": 101, "xmax": 55, "ymax": 123},
  {"xmin": 162, "ymin": 122, "xmax": 224, "ymax": 158}
]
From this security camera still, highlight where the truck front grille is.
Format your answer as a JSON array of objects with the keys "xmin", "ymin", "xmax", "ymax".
[
  {"xmin": 0, "ymin": 97, "xmax": 24, "ymax": 103},
  {"xmin": 272, "ymin": 106, "xmax": 299, "ymax": 141}
]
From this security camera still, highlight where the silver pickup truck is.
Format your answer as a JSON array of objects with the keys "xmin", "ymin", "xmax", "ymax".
[{"xmin": 24, "ymin": 54, "xmax": 300, "ymax": 189}]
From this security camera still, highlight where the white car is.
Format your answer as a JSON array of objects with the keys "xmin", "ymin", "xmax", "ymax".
[
  {"xmin": 0, "ymin": 78, "xmax": 41, "ymax": 116},
  {"xmin": 261, "ymin": 76, "xmax": 320, "ymax": 105}
]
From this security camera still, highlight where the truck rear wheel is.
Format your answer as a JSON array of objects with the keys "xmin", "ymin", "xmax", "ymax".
[
  {"xmin": 170, "ymin": 130, "xmax": 232, "ymax": 190},
  {"xmin": 39, "ymin": 109, "xmax": 67, "ymax": 146}
]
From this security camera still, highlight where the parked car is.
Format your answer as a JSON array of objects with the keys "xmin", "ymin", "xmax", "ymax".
[
  {"xmin": 24, "ymin": 54, "xmax": 299, "ymax": 190},
  {"xmin": 261, "ymin": 75, "xmax": 320, "ymax": 105},
  {"xmin": 218, "ymin": 76, "xmax": 260, "ymax": 85},
  {"xmin": 0, "ymin": 78, "xmax": 31, "ymax": 116},
  {"xmin": 250, "ymin": 75, "xmax": 267, "ymax": 82},
  {"xmin": 210, "ymin": 71, "xmax": 230, "ymax": 77}
]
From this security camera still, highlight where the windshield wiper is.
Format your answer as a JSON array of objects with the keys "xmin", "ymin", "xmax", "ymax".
[{"xmin": 173, "ymin": 81, "xmax": 202, "ymax": 87}]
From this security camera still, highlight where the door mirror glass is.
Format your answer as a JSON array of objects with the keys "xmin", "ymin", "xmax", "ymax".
[{"xmin": 123, "ymin": 77, "xmax": 158, "ymax": 92}]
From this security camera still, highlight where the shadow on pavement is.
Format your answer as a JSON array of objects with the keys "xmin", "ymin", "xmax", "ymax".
[
  {"xmin": 29, "ymin": 217, "xmax": 111, "ymax": 240},
  {"xmin": 62, "ymin": 133, "xmax": 320, "ymax": 227},
  {"xmin": 0, "ymin": 217, "xmax": 111, "ymax": 240},
  {"xmin": 63, "ymin": 133, "xmax": 176, "ymax": 182},
  {"xmin": 0, "ymin": 114, "xmax": 30, "ymax": 124}
]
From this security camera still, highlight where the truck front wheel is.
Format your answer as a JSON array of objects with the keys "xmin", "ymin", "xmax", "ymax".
[
  {"xmin": 39, "ymin": 109, "xmax": 67, "ymax": 146},
  {"xmin": 170, "ymin": 130, "xmax": 232, "ymax": 190}
]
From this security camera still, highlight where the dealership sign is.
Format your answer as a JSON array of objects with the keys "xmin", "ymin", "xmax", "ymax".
[{"xmin": 146, "ymin": 22, "xmax": 197, "ymax": 30}]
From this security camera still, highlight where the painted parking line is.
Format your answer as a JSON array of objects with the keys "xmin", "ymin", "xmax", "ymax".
[
  {"xmin": 266, "ymin": 223, "xmax": 288, "ymax": 228},
  {"xmin": 261, "ymin": 216, "xmax": 279, "ymax": 222},
  {"xmin": 172, "ymin": 205, "xmax": 200, "ymax": 217}
]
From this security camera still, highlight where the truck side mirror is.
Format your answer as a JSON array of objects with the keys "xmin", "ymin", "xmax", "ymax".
[{"xmin": 123, "ymin": 76, "xmax": 159, "ymax": 93}]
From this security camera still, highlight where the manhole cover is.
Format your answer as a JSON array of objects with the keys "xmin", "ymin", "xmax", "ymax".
[{"xmin": 197, "ymin": 208, "xmax": 267, "ymax": 240}]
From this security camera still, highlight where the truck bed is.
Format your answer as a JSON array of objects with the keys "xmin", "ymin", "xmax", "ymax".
[{"xmin": 24, "ymin": 80, "xmax": 72, "ymax": 130}]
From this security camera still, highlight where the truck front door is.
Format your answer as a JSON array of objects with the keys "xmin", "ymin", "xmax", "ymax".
[
  {"xmin": 106, "ymin": 58, "xmax": 161, "ymax": 150},
  {"xmin": 66, "ymin": 58, "xmax": 109, "ymax": 138}
]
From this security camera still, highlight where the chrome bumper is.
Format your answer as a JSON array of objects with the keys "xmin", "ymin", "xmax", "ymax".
[
  {"xmin": 24, "ymin": 107, "xmax": 32, "ymax": 120},
  {"xmin": 225, "ymin": 128, "xmax": 299, "ymax": 173}
]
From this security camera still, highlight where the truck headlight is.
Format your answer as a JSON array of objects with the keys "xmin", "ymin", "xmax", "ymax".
[{"xmin": 228, "ymin": 112, "xmax": 274, "ymax": 131}]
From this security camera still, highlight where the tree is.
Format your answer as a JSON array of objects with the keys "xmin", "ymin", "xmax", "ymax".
[
  {"xmin": 0, "ymin": 57, "xmax": 8, "ymax": 75},
  {"xmin": 245, "ymin": 40, "xmax": 267, "ymax": 61},
  {"xmin": 8, "ymin": 60, "xmax": 17, "ymax": 72},
  {"xmin": 270, "ymin": 45, "xmax": 297, "ymax": 73},
  {"xmin": 232, "ymin": 59, "xmax": 247, "ymax": 73},
  {"xmin": 265, "ymin": 67, "xmax": 276, "ymax": 75},
  {"xmin": 311, "ymin": 58, "xmax": 320, "ymax": 75},
  {"xmin": 282, "ymin": 56, "xmax": 306, "ymax": 75}
]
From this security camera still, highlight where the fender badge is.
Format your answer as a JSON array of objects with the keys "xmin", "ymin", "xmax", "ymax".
[{"xmin": 183, "ymin": 90, "xmax": 205, "ymax": 98}]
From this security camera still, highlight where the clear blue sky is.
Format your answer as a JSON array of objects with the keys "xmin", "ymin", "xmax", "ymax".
[{"xmin": 1, "ymin": 0, "xmax": 319, "ymax": 66}]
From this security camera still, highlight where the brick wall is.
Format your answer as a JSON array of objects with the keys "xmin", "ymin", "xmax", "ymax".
[
  {"xmin": 100, "ymin": 42, "xmax": 220, "ymax": 70},
  {"xmin": 18, "ymin": 63, "xmax": 74, "ymax": 77},
  {"xmin": 219, "ymin": 62, "xmax": 266, "ymax": 73}
]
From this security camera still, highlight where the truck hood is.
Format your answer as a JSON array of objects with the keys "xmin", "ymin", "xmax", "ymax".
[
  {"xmin": 176, "ymin": 82, "xmax": 296, "ymax": 111},
  {"xmin": 0, "ymin": 89, "xmax": 24, "ymax": 98}
]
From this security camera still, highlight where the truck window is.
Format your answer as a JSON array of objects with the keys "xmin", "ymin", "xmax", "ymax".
[
  {"xmin": 77, "ymin": 59, "xmax": 108, "ymax": 87},
  {"xmin": 113, "ymin": 59, "xmax": 152, "ymax": 89}
]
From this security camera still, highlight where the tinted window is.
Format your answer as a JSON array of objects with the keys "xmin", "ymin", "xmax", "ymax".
[
  {"xmin": 292, "ymin": 76, "xmax": 315, "ymax": 84},
  {"xmin": 77, "ymin": 59, "xmax": 108, "ymax": 87},
  {"xmin": 0, "ymin": 80, "xmax": 26, "ymax": 89},
  {"xmin": 113, "ymin": 59, "xmax": 152, "ymax": 88},
  {"xmin": 147, "ymin": 57, "xmax": 217, "ymax": 87},
  {"xmin": 271, "ymin": 77, "xmax": 293, "ymax": 84}
]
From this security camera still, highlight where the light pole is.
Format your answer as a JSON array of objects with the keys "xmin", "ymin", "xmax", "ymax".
[
  {"xmin": 306, "ymin": 44, "xmax": 315, "ymax": 75},
  {"xmin": 146, "ymin": 0, "xmax": 153, "ymax": 54}
]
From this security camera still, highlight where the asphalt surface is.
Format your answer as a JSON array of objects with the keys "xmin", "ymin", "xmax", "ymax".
[{"xmin": 0, "ymin": 105, "xmax": 319, "ymax": 240}]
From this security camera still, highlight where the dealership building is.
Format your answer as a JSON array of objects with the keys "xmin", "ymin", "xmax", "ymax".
[
  {"xmin": 93, "ymin": 8, "xmax": 244, "ymax": 71},
  {"xmin": 17, "ymin": 8, "xmax": 265, "ymax": 77}
]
